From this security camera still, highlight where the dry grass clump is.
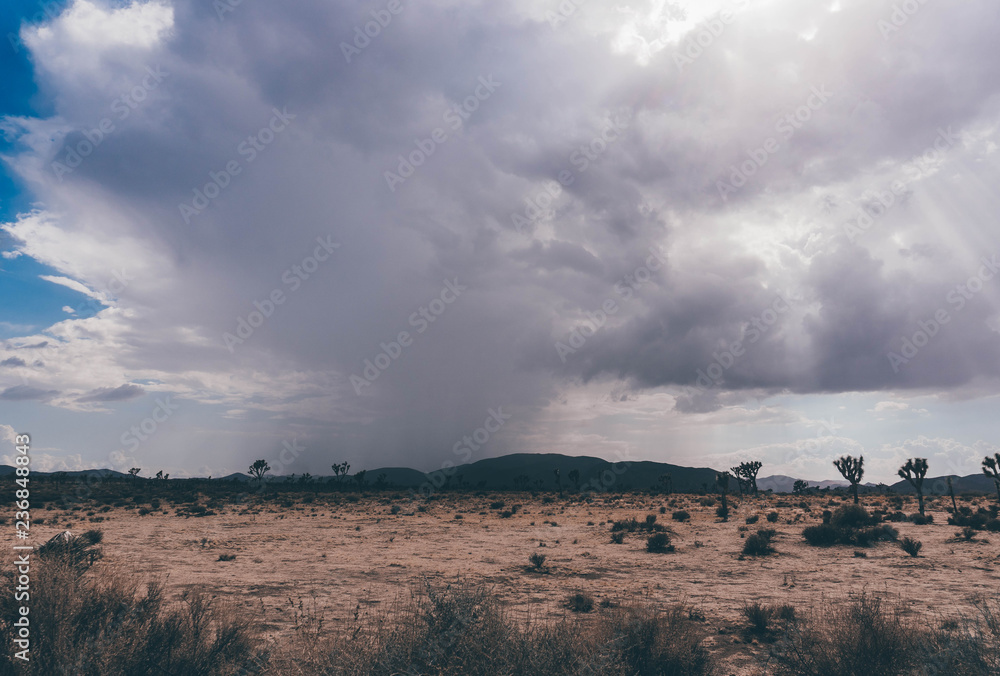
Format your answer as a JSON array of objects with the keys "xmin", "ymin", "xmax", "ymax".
[
  {"xmin": 277, "ymin": 580, "xmax": 709, "ymax": 675},
  {"xmin": 769, "ymin": 592, "xmax": 1000, "ymax": 676},
  {"xmin": 0, "ymin": 550, "xmax": 258, "ymax": 675}
]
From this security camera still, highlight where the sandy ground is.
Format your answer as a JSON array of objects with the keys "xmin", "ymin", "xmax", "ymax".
[{"xmin": 28, "ymin": 492, "xmax": 1000, "ymax": 673}]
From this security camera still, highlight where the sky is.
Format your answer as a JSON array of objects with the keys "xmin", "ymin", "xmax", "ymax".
[{"xmin": 0, "ymin": 0, "xmax": 998, "ymax": 483}]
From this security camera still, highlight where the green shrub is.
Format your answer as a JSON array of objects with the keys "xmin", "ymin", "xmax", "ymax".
[
  {"xmin": 672, "ymin": 510, "xmax": 690, "ymax": 522},
  {"xmin": 742, "ymin": 529, "xmax": 776, "ymax": 556},
  {"xmin": 646, "ymin": 533, "xmax": 674, "ymax": 553}
]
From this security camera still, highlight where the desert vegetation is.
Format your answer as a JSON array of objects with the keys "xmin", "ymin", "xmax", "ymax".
[{"xmin": 5, "ymin": 451, "xmax": 1000, "ymax": 674}]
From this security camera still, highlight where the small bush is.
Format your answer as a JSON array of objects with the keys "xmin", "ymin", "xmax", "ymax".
[
  {"xmin": 566, "ymin": 592, "xmax": 594, "ymax": 613},
  {"xmin": 528, "ymin": 553, "xmax": 547, "ymax": 570},
  {"xmin": 908, "ymin": 513, "xmax": 933, "ymax": 525},
  {"xmin": 830, "ymin": 504, "xmax": 876, "ymax": 529},
  {"xmin": 900, "ymin": 537, "xmax": 922, "ymax": 557},
  {"xmin": 646, "ymin": 533, "xmax": 674, "ymax": 553},
  {"xmin": 766, "ymin": 511, "xmax": 779, "ymax": 523},
  {"xmin": 499, "ymin": 510, "xmax": 513, "ymax": 518},
  {"xmin": 390, "ymin": 505, "xmax": 400, "ymax": 515},
  {"xmin": 742, "ymin": 529, "xmax": 777, "ymax": 556},
  {"xmin": 745, "ymin": 514, "xmax": 759, "ymax": 524},
  {"xmin": 217, "ymin": 553, "xmax": 236, "ymax": 562},
  {"xmin": 715, "ymin": 505, "xmax": 729, "ymax": 521},
  {"xmin": 610, "ymin": 532, "xmax": 625, "ymax": 544},
  {"xmin": 490, "ymin": 501, "xmax": 505, "ymax": 510},
  {"xmin": 742, "ymin": 601, "xmax": 774, "ymax": 635},
  {"xmin": 672, "ymin": 510, "xmax": 690, "ymax": 522}
]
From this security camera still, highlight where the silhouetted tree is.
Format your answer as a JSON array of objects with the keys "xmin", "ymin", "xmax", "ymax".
[
  {"xmin": 833, "ymin": 455, "xmax": 864, "ymax": 504},
  {"xmin": 715, "ymin": 471, "xmax": 731, "ymax": 521},
  {"xmin": 128, "ymin": 467, "xmax": 141, "ymax": 480},
  {"xmin": 947, "ymin": 476, "xmax": 959, "ymax": 514},
  {"xmin": 983, "ymin": 453, "xmax": 1000, "ymax": 504},
  {"xmin": 731, "ymin": 461, "xmax": 763, "ymax": 496},
  {"xmin": 658, "ymin": 473, "xmax": 672, "ymax": 494},
  {"xmin": 332, "ymin": 461, "xmax": 350, "ymax": 486},
  {"xmin": 792, "ymin": 479, "xmax": 809, "ymax": 494},
  {"xmin": 568, "ymin": 469, "xmax": 581, "ymax": 491},
  {"xmin": 248, "ymin": 459, "xmax": 270, "ymax": 484},
  {"xmin": 354, "ymin": 469, "xmax": 367, "ymax": 488},
  {"xmin": 898, "ymin": 458, "xmax": 928, "ymax": 517}
]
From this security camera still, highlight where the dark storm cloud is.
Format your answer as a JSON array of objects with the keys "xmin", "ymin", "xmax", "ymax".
[{"xmin": 4, "ymin": 0, "xmax": 1000, "ymax": 472}]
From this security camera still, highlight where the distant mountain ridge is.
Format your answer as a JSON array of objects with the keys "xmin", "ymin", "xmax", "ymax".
[{"xmin": 4, "ymin": 454, "xmax": 997, "ymax": 495}]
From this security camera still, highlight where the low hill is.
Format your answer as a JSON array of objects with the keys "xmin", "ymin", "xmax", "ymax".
[
  {"xmin": 371, "ymin": 453, "xmax": 719, "ymax": 492},
  {"xmin": 889, "ymin": 474, "xmax": 998, "ymax": 495}
]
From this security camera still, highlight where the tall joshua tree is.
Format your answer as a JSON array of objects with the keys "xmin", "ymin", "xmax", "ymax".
[
  {"xmin": 833, "ymin": 455, "xmax": 864, "ymax": 504},
  {"xmin": 568, "ymin": 469, "xmax": 580, "ymax": 491},
  {"xmin": 248, "ymin": 459, "xmax": 270, "ymax": 485},
  {"xmin": 731, "ymin": 461, "xmax": 763, "ymax": 496},
  {"xmin": 983, "ymin": 453, "xmax": 1000, "ymax": 504},
  {"xmin": 716, "ymin": 471, "xmax": 731, "ymax": 521},
  {"xmin": 658, "ymin": 473, "xmax": 672, "ymax": 495},
  {"xmin": 898, "ymin": 458, "xmax": 929, "ymax": 517}
]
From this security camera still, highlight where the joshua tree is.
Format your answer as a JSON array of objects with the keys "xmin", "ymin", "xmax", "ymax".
[
  {"xmin": 354, "ymin": 469, "xmax": 367, "ymax": 488},
  {"xmin": 248, "ymin": 459, "xmax": 270, "ymax": 484},
  {"xmin": 731, "ymin": 461, "xmax": 763, "ymax": 496},
  {"xmin": 793, "ymin": 479, "xmax": 809, "ymax": 494},
  {"xmin": 833, "ymin": 455, "xmax": 864, "ymax": 504},
  {"xmin": 946, "ymin": 476, "xmax": 959, "ymax": 514},
  {"xmin": 983, "ymin": 453, "xmax": 1000, "ymax": 504},
  {"xmin": 553, "ymin": 468, "xmax": 561, "ymax": 492},
  {"xmin": 898, "ymin": 458, "xmax": 929, "ymax": 517},
  {"xmin": 127, "ymin": 467, "xmax": 141, "ymax": 480},
  {"xmin": 568, "ymin": 469, "xmax": 581, "ymax": 491},
  {"xmin": 155, "ymin": 470, "xmax": 167, "ymax": 480},
  {"xmin": 331, "ymin": 461, "xmax": 350, "ymax": 486},
  {"xmin": 715, "ymin": 471, "xmax": 731, "ymax": 521},
  {"xmin": 658, "ymin": 473, "xmax": 672, "ymax": 494}
]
